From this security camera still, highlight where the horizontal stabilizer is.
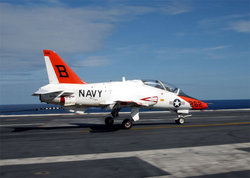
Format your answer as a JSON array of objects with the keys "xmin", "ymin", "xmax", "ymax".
[
  {"xmin": 33, "ymin": 89, "xmax": 74, "ymax": 96},
  {"xmin": 32, "ymin": 89, "xmax": 63, "ymax": 96}
]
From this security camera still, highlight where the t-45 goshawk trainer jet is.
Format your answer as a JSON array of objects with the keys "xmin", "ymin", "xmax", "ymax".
[{"xmin": 33, "ymin": 50, "xmax": 208, "ymax": 129}]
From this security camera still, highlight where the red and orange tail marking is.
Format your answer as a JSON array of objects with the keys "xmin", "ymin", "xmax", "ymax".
[{"xmin": 43, "ymin": 50, "xmax": 86, "ymax": 84}]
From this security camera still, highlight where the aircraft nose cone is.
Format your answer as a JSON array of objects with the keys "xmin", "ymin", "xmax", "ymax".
[
  {"xmin": 179, "ymin": 96, "xmax": 208, "ymax": 110},
  {"xmin": 200, "ymin": 101, "xmax": 208, "ymax": 110},
  {"xmin": 190, "ymin": 100, "xmax": 208, "ymax": 110}
]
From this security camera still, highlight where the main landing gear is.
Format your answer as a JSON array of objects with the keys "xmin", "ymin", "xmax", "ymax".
[
  {"xmin": 105, "ymin": 116, "xmax": 114, "ymax": 127},
  {"xmin": 104, "ymin": 116, "xmax": 133, "ymax": 129},
  {"xmin": 122, "ymin": 119, "xmax": 133, "ymax": 129},
  {"xmin": 104, "ymin": 105, "xmax": 139, "ymax": 129}
]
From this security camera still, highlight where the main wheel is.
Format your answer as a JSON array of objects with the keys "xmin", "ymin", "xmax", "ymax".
[
  {"xmin": 105, "ymin": 116, "xmax": 114, "ymax": 127},
  {"xmin": 122, "ymin": 119, "xmax": 133, "ymax": 129},
  {"xmin": 175, "ymin": 117, "xmax": 185, "ymax": 124}
]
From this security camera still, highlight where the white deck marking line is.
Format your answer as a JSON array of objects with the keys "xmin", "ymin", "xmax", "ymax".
[
  {"xmin": 0, "ymin": 143, "xmax": 249, "ymax": 163},
  {"xmin": 1, "ymin": 143, "xmax": 250, "ymax": 177}
]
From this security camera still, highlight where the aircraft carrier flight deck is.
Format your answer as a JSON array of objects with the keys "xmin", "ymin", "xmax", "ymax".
[{"xmin": 0, "ymin": 110, "xmax": 250, "ymax": 177}]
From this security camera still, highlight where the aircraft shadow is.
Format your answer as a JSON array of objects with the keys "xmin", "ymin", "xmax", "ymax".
[
  {"xmin": 11, "ymin": 122, "xmax": 178, "ymax": 133},
  {"xmin": 11, "ymin": 123, "xmax": 122, "ymax": 133}
]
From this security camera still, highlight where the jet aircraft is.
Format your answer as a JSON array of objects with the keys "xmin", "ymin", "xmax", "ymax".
[{"xmin": 33, "ymin": 50, "xmax": 208, "ymax": 129}]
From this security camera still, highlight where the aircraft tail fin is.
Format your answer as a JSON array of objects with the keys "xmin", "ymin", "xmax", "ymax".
[{"xmin": 43, "ymin": 50, "xmax": 86, "ymax": 84}]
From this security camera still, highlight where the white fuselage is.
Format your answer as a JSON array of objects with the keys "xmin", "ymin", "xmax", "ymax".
[{"xmin": 39, "ymin": 80, "xmax": 192, "ymax": 111}]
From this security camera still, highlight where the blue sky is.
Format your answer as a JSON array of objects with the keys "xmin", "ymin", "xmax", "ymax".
[{"xmin": 0, "ymin": 0, "xmax": 249, "ymax": 104}]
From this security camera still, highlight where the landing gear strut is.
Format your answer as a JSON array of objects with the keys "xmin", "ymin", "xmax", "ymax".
[{"xmin": 175, "ymin": 114, "xmax": 192, "ymax": 124}]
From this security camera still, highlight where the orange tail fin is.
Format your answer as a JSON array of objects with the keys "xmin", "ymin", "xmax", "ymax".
[{"xmin": 43, "ymin": 50, "xmax": 86, "ymax": 84}]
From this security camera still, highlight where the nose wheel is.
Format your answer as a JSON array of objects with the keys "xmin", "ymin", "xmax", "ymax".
[
  {"xmin": 175, "ymin": 117, "xmax": 185, "ymax": 124},
  {"xmin": 175, "ymin": 114, "xmax": 192, "ymax": 124}
]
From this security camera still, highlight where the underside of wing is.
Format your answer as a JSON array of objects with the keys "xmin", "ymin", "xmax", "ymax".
[{"xmin": 107, "ymin": 99, "xmax": 156, "ymax": 109}]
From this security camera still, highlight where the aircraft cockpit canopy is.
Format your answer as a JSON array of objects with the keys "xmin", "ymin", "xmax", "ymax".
[{"xmin": 142, "ymin": 80, "xmax": 179, "ymax": 94}]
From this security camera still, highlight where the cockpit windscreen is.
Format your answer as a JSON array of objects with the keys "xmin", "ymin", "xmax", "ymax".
[{"xmin": 142, "ymin": 80, "xmax": 179, "ymax": 93}]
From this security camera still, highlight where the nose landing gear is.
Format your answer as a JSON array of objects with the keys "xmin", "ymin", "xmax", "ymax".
[
  {"xmin": 175, "ymin": 117, "xmax": 185, "ymax": 124},
  {"xmin": 175, "ymin": 114, "xmax": 192, "ymax": 124}
]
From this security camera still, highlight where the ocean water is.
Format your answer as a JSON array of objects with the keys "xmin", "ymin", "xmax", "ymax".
[{"xmin": 0, "ymin": 99, "xmax": 249, "ymax": 115}]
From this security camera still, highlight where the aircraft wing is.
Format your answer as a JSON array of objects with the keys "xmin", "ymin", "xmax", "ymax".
[
  {"xmin": 105, "ymin": 98, "xmax": 157, "ymax": 109},
  {"xmin": 116, "ymin": 100, "xmax": 150, "ymax": 107},
  {"xmin": 118, "ymin": 96, "xmax": 158, "ymax": 107}
]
